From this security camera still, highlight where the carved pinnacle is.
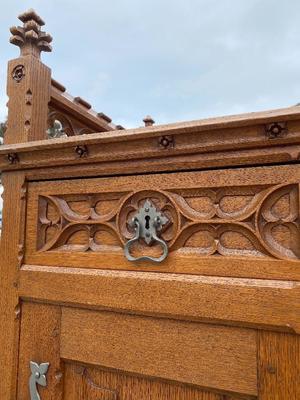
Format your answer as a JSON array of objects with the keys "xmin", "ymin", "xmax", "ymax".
[
  {"xmin": 9, "ymin": 9, "xmax": 52, "ymax": 58},
  {"xmin": 143, "ymin": 115, "xmax": 155, "ymax": 127}
]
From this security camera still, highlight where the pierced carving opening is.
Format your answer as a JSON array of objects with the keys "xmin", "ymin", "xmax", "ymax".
[
  {"xmin": 47, "ymin": 119, "xmax": 67, "ymax": 139},
  {"xmin": 12, "ymin": 64, "xmax": 25, "ymax": 82},
  {"xmin": 36, "ymin": 184, "xmax": 300, "ymax": 261},
  {"xmin": 25, "ymin": 89, "xmax": 32, "ymax": 105}
]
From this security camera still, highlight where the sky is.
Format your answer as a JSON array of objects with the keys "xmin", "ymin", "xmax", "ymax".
[{"xmin": 1, "ymin": 1, "xmax": 300, "ymax": 129}]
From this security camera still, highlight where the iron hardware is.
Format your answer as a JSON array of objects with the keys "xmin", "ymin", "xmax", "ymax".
[
  {"xmin": 124, "ymin": 199, "xmax": 169, "ymax": 263},
  {"xmin": 29, "ymin": 361, "xmax": 49, "ymax": 400}
]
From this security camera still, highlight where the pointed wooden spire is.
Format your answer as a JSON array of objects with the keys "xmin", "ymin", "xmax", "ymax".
[
  {"xmin": 9, "ymin": 9, "xmax": 52, "ymax": 58},
  {"xmin": 143, "ymin": 115, "xmax": 155, "ymax": 127}
]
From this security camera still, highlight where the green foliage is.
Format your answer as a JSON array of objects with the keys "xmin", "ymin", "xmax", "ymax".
[
  {"xmin": 0, "ymin": 120, "xmax": 7, "ymax": 142},
  {"xmin": 0, "ymin": 118, "xmax": 67, "ymax": 141},
  {"xmin": 0, "ymin": 119, "xmax": 66, "ymax": 143}
]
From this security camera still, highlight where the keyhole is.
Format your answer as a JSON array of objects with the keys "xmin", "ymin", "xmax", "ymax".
[{"xmin": 145, "ymin": 215, "xmax": 150, "ymax": 229}]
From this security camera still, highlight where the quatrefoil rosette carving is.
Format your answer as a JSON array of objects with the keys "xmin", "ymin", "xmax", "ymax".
[
  {"xmin": 37, "ymin": 184, "xmax": 300, "ymax": 261},
  {"xmin": 117, "ymin": 190, "xmax": 180, "ymax": 248}
]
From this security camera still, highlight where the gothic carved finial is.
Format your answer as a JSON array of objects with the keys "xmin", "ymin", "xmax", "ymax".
[
  {"xmin": 9, "ymin": 9, "xmax": 52, "ymax": 58},
  {"xmin": 143, "ymin": 115, "xmax": 155, "ymax": 127}
]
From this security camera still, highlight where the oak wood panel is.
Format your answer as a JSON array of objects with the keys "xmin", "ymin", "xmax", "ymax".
[
  {"xmin": 0, "ymin": 173, "xmax": 26, "ymax": 399},
  {"xmin": 25, "ymin": 165, "xmax": 300, "ymax": 281},
  {"xmin": 257, "ymin": 331, "xmax": 300, "ymax": 399},
  {"xmin": 64, "ymin": 363, "xmax": 246, "ymax": 400},
  {"xmin": 17, "ymin": 302, "xmax": 63, "ymax": 400},
  {"xmin": 61, "ymin": 308, "xmax": 257, "ymax": 396},
  {"xmin": 19, "ymin": 266, "xmax": 300, "ymax": 333}
]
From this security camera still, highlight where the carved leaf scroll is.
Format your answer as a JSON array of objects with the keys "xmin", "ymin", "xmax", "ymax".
[{"xmin": 37, "ymin": 184, "xmax": 300, "ymax": 260}]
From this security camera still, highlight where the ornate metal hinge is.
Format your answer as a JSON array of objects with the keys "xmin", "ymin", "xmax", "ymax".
[
  {"xmin": 29, "ymin": 361, "xmax": 49, "ymax": 400},
  {"xmin": 124, "ymin": 199, "xmax": 169, "ymax": 263}
]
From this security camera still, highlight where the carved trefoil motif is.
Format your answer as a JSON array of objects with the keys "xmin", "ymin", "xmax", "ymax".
[{"xmin": 37, "ymin": 183, "xmax": 300, "ymax": 261}]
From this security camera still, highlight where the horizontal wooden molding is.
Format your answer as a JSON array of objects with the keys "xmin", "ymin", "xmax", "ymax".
[
  {"xmin": 20, "ymin": 265, "xmax": 300, "ymax": 333},
  {"xmin": 1, "ymin": 105, "xmax": 300, "ymax": 175}
]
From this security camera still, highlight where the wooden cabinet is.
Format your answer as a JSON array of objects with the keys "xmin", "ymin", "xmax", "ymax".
[
  {"xmin": 1, "ymin": 9, "xmax": 300, "ymax": 400},
  {"xmin": 6, "ymin": 164, "xmax": 299, "ymax": 399}
]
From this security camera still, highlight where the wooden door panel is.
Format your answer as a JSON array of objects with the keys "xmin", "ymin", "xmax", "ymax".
[
  {"xmin": 25, "ymin": 165, "xmax": 300, "ymax": 281},
  {"xmin": 257, "ymin": 331, "xmax": 300, "ymax": 399},
  {"xmin": 63, "ymin": 363, "xmax": 243, "ymax": 400},
  {"xmin": 61, "ymin": 308, "xmax": 257, "ymax": 397},
  {"xmin": 64, "ymin": 364, "xmax": 118, "ymax": 400},
  {"xmin": 17, "ymin": 302, "xmax": 257, "ymax": 399}
]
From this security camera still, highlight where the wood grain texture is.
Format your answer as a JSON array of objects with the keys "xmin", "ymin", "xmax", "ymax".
[
  {"xmin": 6, "ymin": 11, "xmax": 52, "ymax": 145},
  {"xmin": 17, "ymin": 302, "xmax": 63, "ymax": 400},
  {"xmin": 34, "ymin": 180, "xmax": 299, "ymax": 261},
  {"xmin": 258, "ymin": 331, "xmax": 300, "ymax": 399},
  {"xmin": 64, "ymin": 363, "xmax": 248, "ymax": 400},
  {"xmin": 6, "ymin": 10, "xmax": 51, "ymax": 144},
  {"xmin": 2, "ymin": 108, "xmax": 300, "ymax": 173},
  {"xmin": 0, "ymin": 11, "xmax": 52, "ymax": 397},
  {"xmin": 61, "ymin": 308, "xmax": 257, "ymax": 396},
  {"xmin": 4, "ymin": 143, "xmax": 300, "ymax": 182},
  {"xmin": 5, "ymin": 55, "xmax": 51, "ymax": 144},
  {"xmin": 0, "ymin": 173, "xmax": 26, "ymax": 399},
  {"xmin": 19, "ymin": 266, "xmax": 300, "ymax": 333},
  {"xmin": 24, "ymin": 165, "xmax": 300, "ymax": 281}
]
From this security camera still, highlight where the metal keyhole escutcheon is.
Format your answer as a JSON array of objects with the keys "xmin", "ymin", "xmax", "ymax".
[{"xmin": 124, "ymin": 199, "xmax": 169, "ymax": 263}]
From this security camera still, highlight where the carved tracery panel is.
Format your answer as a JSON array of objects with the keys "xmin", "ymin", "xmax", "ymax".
[
  {"xmin": 37, "ymin": 183, "xmax": 300, "ymax": 261},
  {"xmin": 47, "ymin": 109, "xmax": 95, "ymax": 138}
]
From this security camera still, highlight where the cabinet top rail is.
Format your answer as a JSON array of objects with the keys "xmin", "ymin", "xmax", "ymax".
[{"xmin": 1, "ymin": 104, "xmax": 300, "ymax": 175}]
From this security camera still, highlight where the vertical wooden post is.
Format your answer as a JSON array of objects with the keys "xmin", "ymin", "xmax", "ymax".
[
  {"xmin": 5, "ymin": 8, "xmax": 52, "ymax": 144},
  {"xmin": 0, "ymin": 9, "xmax": 52, "ymax": 399},
  {"xmin": 0, "ymin": 173, "xmax": 26, "ymax": 399}
]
